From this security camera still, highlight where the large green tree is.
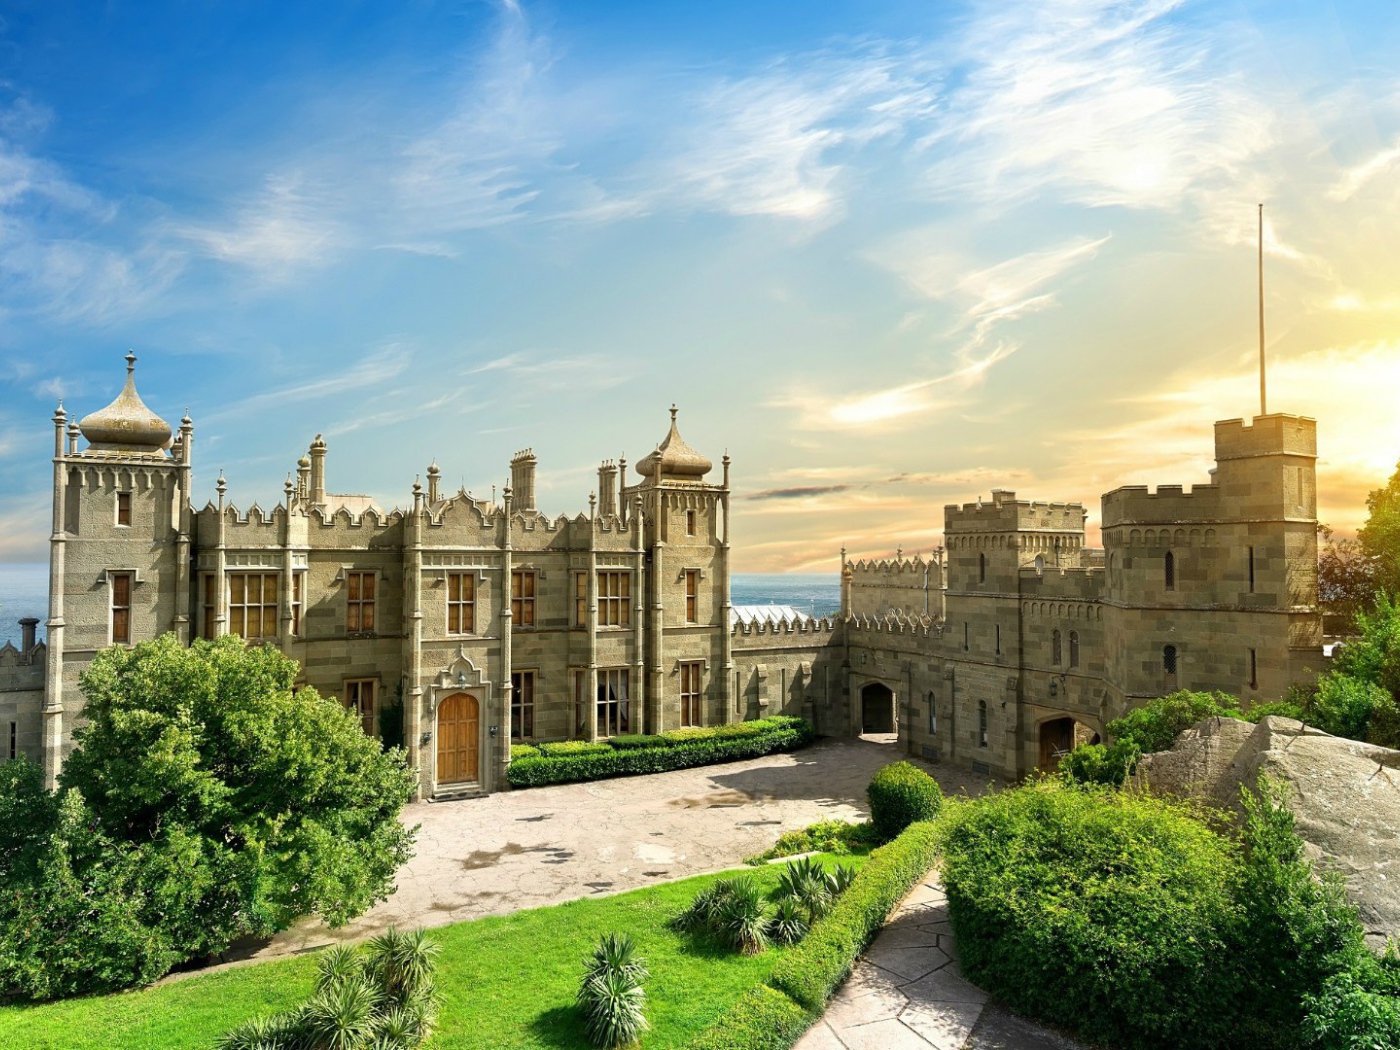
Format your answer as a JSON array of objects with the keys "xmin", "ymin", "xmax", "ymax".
[
  {"xmin": 0, "ymin": 634, "xmax": 417, "ymax": 998},
  {"xmin": 1359, "ymin": 459, "xmax": 1400, "ymax": 600}
]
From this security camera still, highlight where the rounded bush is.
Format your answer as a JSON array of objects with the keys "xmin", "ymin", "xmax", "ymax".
[
  {"xmin": 938, "ymin": 780, "xmax": 1240, "ymax": 1050},
  {"xmin": 866, "ymin": 762, "xmax": 942, "ymax": 840}
]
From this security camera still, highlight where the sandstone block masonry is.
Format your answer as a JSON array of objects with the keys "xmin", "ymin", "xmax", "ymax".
[{"xmin": 11, "ymin": 356, "xmax": 1322, "ymax": 795}]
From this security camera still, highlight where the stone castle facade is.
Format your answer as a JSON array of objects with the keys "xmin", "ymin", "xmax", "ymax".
[{"xmin": 0, "ymin": 356, "xmax": 1324, "ymax": 794}]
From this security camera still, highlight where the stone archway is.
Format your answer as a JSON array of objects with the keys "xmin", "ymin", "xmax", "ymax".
[{"xmin": 860, "ymin": 681, "xmax": 896, "ymax": 735}]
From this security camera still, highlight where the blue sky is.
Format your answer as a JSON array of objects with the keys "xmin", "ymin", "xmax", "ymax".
[{"xmin": 2, "ymin": 0, "xmax": 1400, "ymax": 569}]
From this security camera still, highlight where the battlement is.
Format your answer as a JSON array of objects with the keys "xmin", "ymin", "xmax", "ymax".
[
  {"xmin": 847, "ymin": 554, "xmax": 938, "ymax": 576},
  {"xmin": 1214, "ymin": 414, "xmax": 1317, "ymax": 462},
  {"xmin": 845, "ymin": 611, "xmax": 939, "ymax": 638},
  {"xmin": 1101, "ymin": 483, "xmax": 1223, "ymax": 527},
  {"xmin": 731, "ymin": 615, "xmax": 839, "ymax": 639},
  {"xmin": 0, "ymin": 640, "xmax": 46, "ymax": 669},
  {"xmin": 945, "ymin": 491, "xmax": 1087, "ymax": 534}
]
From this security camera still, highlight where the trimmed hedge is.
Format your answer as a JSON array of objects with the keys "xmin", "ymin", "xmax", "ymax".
[
  {"xmin": 685, "ymin": 985, "xmax": 815, "ymax": 1050},
  {"xmin": 609, "ymin": 734, "xmax": 667, "ymax": 751},
  {"xmin": 508, "ymin": 717, "xmax": 816, "ymax": 788},
  {"xmin": 866, "ymin": 761, "xmax": 943, "ymax": 840},
  {"xmin": 769, "ymin": 821, "xmax": 939, "ymax": 1011},
  {"xmin": 509, "ymin": 743, "xmax": 541, "ymax": 761}
]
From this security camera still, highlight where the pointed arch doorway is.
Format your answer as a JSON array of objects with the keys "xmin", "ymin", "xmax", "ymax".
[{"xmin": 437, "ymin": 693, "xmax": 480, "ymax": 785}]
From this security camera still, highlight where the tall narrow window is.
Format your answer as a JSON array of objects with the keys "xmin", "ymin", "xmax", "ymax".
[
  {"xmin": 115, "ymin": 491, "xmax": 131, "ymax": 527},
  {"xmin": 978, "ymin": 701, "xmax": 988, "ymax": 748},
  {"xmin": 596, "ymin": 668, "xmax": 630, "ymax": 736},
  {"xmin": 1164, "ymin": 550, "xmax": 1176, "ymax": 591},
  {"xmin": 684, "ymin": 569, "xmax": 699, "ymax": 624},
  {"xmin": 230, "ymin": 573, "xmax": 279, "ymax": 640},
  {"xmin": 1069, "ymin": 630, "xmax": 1080, "ymax": 669},
  {"xmin": 1249, "ymin": 648, "xmax": 1258, "ymax": 690},
  {"xmin": 202, "ymin": 574, "xmax": 217, "ymax": 639},
  {"xmin": 511, "ymin": 670, "xmax": 536, "ymax": 740},
  {"xmin": 598, "ymin": 571, "xmax": 631, "ymax": 627},
  {"xmin": 686, "ymin": 509, "xmax": 697, "ymax": 536},
  {"xmin": 291, "ymin": 572, "xmax": 304, "ymax": 637},
  {"xmin": 106, "ymin": 572, "xmax": 133, "ymax": 645},
  {"xmin": 928, "ymin": 692, "xmax": 938, "ymax": 734},
  {"xmin": 963, "ymin": 622, "xmax": 970, "ymax": 651},
  {"xmin": 1248, "ymin": 547, "xmax": 1256, "ymax": 593},
  {"xmin": 978, "ymin": 552, "xmax": 987, "ymax": 584},
  {"xmin": 511, "ymin": 570, "xmax": 536, "ymax": 628},
  {"xmin": 1163, "ymin": 644, "xmax": 1178, "ymax": 677},
  {"xmin": 680, "ymin": 661, "xmax": 703, "ymax": 727},
  {"xmin": 447, "ymin": 572, "xmax": 475, "ymax": 635},
  {"xmin": 345, "ymin": 679, "xmax": 376, "ymax": 736},
  {"xmin": 346, "ymin": 571, "xmax": 376, "ymax": 634},
  {"xmin": 995, "ymin": 624, "xmax": 1002, "ymax": 655},
  {"xmin": 1052, "ymin": 629, "xmax": 1062, "ymax": 666},
  {"xmin": 9, "ymin": 721, "xmax": 18, "ymax": 760},
  {"xmin": 575, "ymin": 571, "xmax": 588, "ymax": 627}
]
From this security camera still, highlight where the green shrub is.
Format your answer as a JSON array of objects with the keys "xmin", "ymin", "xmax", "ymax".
[
  {"xmin": 577, "ymin": 932, "xmax": 649, "ymax": 1049},
  {"xmin": 748, "ymin": 819, "xmax": 878, "ymax": 863},
  {"xmin": 510, "ymin": 743, "xmax": 541, "ymax": 760},
  {"xmin": 1302, "ymin": 968, "xmax": 1400, "ymax": 1050},
  {"xmin": 1109, "ymin": 689, "xmax": 1243, "ymax": 754},
  {"xmin": 1311, "ymin": 674, "xmax": 1388, "ymax": 742},
  {"xmin": 866, "ymin": 761, "xmax": 943, "ymax": 840},
  {"xmin": 508, "ymin": 717, "xmax": 816, "ymax": 788},
  {"xmin": 775, "ymin": 856, "xmax": 833, "ymax": 925},
  {"xmin": 608, "ymin": 734, "xmax": 668, "ymax": 751},
  {"xmin": 938, "ymin": 781, "xmax": 1240, "ymax": 1050},
  {"xmin": 684, "ymin": 985, "xmax": 814, "ymax": 1050},
  {"xmin": 214, "ymin": 927, "xmax": 439, "ymax": 1049},
  {"xmin": 718, "ymin": 875, "xmax": 772, "ymax": 955},
  {"xmin": 769, "ymin": 821, "xmax": 938, "ymax": 1011},
  {"xmin": 538, "ymin": 740, "xmax": 614, "ymax": 757},
  {"xmin": 1056, "ymin": 741, "xmax": 1135, "ymax": 786}
]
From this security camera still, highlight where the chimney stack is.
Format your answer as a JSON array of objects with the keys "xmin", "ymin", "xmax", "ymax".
[
  {"xmin": 510, "ymin": 449, "xmax": 537, "ymax": 512},
  {"xmin": 309, "ymin": 435, "xmax": 327, "ymax": 506},
  {"xmin": 19, "ymin": 618, "xmax": 38, "ymax": 655},
  {"xmin": 598, "ymin": 460, "xmax": 618, "ymax": 518}
]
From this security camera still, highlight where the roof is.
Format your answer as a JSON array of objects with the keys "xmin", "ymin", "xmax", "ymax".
[{"xmin": 730, "ymin": 604, "xmax": 815, "ymax": 627}]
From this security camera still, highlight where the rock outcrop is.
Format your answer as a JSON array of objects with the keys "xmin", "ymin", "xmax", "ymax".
[{"xmin": 1134, "ymin": 715, "xmax": 1400, "ymax": 947}]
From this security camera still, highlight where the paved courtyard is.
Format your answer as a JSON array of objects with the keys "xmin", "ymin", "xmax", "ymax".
[{"xmin": 233, "ymin": 735, "xmax": 992, "ymax": 963}]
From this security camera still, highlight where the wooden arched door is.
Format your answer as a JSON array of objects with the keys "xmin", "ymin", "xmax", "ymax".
[{"xmin": 437, "ymin": 693, "xmax": 480, "ymax": 785}]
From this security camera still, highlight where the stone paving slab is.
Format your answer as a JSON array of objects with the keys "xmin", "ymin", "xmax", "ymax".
[{"xmin": 795, "ymin": 875, "xmax": 1086, "ymax": 1050}]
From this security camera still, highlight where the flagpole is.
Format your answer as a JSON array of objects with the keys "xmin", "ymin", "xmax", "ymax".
[{"xmin": 1258, "ymin": 202, "xmax": 1267, "ymax": 416}]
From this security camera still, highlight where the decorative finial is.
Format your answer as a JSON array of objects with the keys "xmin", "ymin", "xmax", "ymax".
[
  {"xmin": 413, "ymin": 476, "xmax": 422, "ymax": 494},
  {"xmin": 284, "ymin": 475, "xmax": 294, "ymax": 495},
  {"xmin": 216, "ymin": 472, "xmax": 227, "ymax": 496},
  {"xmin": 182, "ymin": 408, "xmax": 192, "ymax": 427},
  {"xmin": 126, "ymin": 350, "xmax": 137, "ymax": 374},
  {"xmin": 670, "ymin": 404, "xmax": 678, "ymax": 422}
]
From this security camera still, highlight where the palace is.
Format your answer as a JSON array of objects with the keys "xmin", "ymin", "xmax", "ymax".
[{"xmin": 0, "ymin": 356, "xmax": 1324, "ymax": 796}]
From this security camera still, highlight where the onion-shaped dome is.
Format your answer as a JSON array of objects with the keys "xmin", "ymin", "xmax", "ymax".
[
  {"xmin": 78, "ymin": 352, "xmax": 172, "ymax": 453},
  {"xmin": 636, "ymin": 406, "xmax": 713, "ymax": 480}
]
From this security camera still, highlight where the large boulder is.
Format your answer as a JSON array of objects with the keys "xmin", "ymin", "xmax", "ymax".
[{"xmin": 1133, "ymin": 715, "xmax": 1400, "ymax": 947}]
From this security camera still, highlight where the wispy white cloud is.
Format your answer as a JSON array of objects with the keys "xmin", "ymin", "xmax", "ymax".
[
  {"xmin": 173, "ymin": 173, "xmax": 341, "ymax": 273},
  {"xmin": 1328, "ymin": 138, "xmax": 1400, "ymax": 201},
  {"xmin": 202, "ymin": 343, "xmax": 413, "ymax": 423}
]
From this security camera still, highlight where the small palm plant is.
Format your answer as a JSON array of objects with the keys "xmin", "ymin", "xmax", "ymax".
[
  {"xmin": 302, "ymin": 974, "xmax": 380, "ymax": 1050},
  {"xmin": 777, "ymin": 857, "xmax": 833, "ymax": 925},
  {"xmin": 669, "ymin": 882, "xmax": 725, "ymax": 934},
  {"xmin": 578, "ymin": 932, "xmax": 649, "ymax": 1049},
  {"xmin": 828, "ymin": 862, "xmax": 858, "ymax": 897},
  {"xmin": 769, "ymin": 895, "xmax": 809, "ymax": 946},
  {"xmin": 718, "ymin": 874, "xmax": 772, "ymax": 955}
]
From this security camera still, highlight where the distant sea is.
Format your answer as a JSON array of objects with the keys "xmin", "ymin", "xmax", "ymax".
[
  {"xmin": 0, "ymin": 568, "xmax": 841, "ymax": 648},
  {"xmin": 731, "ymin": 573, "xmax": 840, "ymax": 618},
  {"xmin": 0, "ymin": 564, "xmax": 48, "ymax": 648}
]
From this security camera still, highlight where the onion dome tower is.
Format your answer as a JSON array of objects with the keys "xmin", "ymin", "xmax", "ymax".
[{"xmin": 77, "ymin": 352, "xmax": 172, "ymax": 456}]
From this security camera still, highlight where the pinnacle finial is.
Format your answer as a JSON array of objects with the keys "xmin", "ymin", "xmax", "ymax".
[
  {"xmin": 670, "ymin": 404, "xmax": 678, "ymax": 423},
  {"xmin": 125, "ymin": 350, "xmax": 136, "ymax": 374}
]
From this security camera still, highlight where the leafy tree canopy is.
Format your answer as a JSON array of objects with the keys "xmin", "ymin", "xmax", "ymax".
[{"xmin": 1359, "ymin": 459, "xmax": 1400, "ymax": 599}]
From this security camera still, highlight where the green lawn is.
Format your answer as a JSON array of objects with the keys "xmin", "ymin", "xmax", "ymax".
[{"xmin": 0, "ymin": 860, "xmax": 857, "ymax": 1050}]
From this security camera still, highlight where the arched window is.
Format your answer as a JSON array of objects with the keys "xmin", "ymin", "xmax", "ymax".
[
  {"xmin": 928, "ymin": 691, "xmax": 938, "ymax": 734},
  {"xmin": 978, "ymin": 700, "xmax": 988, "ymax": 748},
  {"xmin": 1164, "ymin": 550, "xmax": 1176, "ymax": 591},
  {"xmin": 1034, "ymin": 554, "xmax": 1044, "ymax": 575},
  {"xmin": 978, "ymin": 552, "xmax": 987, "ymax": 584},
  {"xmin": 1069, "ymin": 630, "xmax": 1080, "ymax": 669},
  {"xmin": 1052, "ymin": 629, "xmax": 1062, "ymax": 666},
  {"xmin": 1163, "ymin": 644, "xmax": 1178, "ymax": 676}
]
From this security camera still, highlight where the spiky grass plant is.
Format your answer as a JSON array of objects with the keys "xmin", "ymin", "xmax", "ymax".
[
  {"xmin": 577, "ymin": 932, "xmax": 649, "ymax": 1049},
  {"xmin": 828, "ymin": 862, "xmax": 858, "ymax": 897},
  {"xmin": 315, "ymin": 944, "xmax": 365, "ymax": 994},
  {"xmin": 718, "ymin": 875, "xmax": 771, "ymax": 955},
  {"xmin": 302, "ymin": 975, "xmax": 380, "ymax": 1050},
  {"xmin": 366, "ymin": 927, "xmax": 441, "ymax": 1003},
  {"xmin": 776, "ymin": 856, "xmax": 833, "ymax": 925},
  {"xmin": 211, "ymin": 1013, "xmax": 287, "ymax": 1050},
  {"xmin": 669, "ymin": 882, "xmax": 725, "ymax": 934},
  {"xmin": 768, "ymin": 896, "xmax": 810, "ymax": 947}
]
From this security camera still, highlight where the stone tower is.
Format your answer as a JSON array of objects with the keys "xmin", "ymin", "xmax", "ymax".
[{"xmin": 44, "ymin": 353, "xmax": 192, "ymax": 786}]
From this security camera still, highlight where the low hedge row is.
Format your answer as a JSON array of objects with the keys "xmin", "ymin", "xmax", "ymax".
[
  {"xmin": 682, "ymin": 821, "xmax": 939, "ymax": 1049},
  {"xmin": 686, "ymin": 985, "xmax": 816, "ymax": 1050},
  {"xmin": 507, "ymin": 716, "xmax": 816, "ymax": 788},
  {"xmin": 769, "ymin": 820, "xmax": 939, "ymax": 1010}
]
